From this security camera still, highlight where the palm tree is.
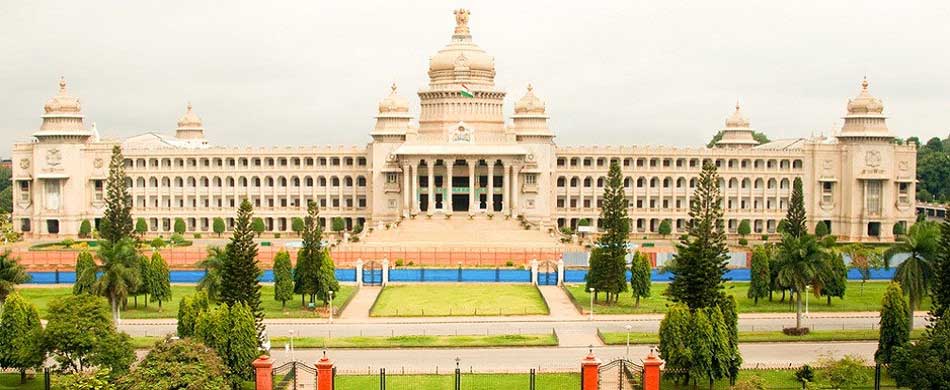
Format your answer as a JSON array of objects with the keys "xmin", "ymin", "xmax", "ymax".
[
  {"xmin": 92, "ymin": 238, "xmax": 142, "ymax": 322},
  {"xmin": 0, "ymin": 250, "xmax": 30, "ymax": 310},
  {"xmin": 777, "ymin": 233, "xmax": 829, "ymax": 330},
  {"xmin": 196, "ymin": 246, "xmax": 226, "ymax": 302},
  {"xmin": 886, "ymin": 222, "xmax": 940, "ymax": 328}
]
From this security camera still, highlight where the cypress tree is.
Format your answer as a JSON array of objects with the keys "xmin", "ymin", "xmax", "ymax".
[
  {"xmin": 100, "ymin": 145, "xmax": 133, "ymax": 243},
  {"xmin": 785, "ymin": 177, "xmax": 807, "ymax": 238},
  {"xmin": 73, "ymin": 250, "xmax": 97, "ymax": 295},
  {"xmin": 659, "ymin": 304, "xmax": 694, "ymax": 385},
  {"xmin": 822, "ymin": 252, "xmax": 848, "ymax": 305},
  {"xmin": 593, "ymin": 160, "xmax": 630, "ymax": 303},
  {"xmin": 176, "ymin": 291, "xmax": 209, "ymax": 338},
  {"xmin": 0, "ymin": 293, "xmax": 45, "ymax": 384},
  {"xmin": 194, "ymin": 303, "xmax": 258, "ymax": 388},
  {"xmin": 219, "ymin": 200, "xmax": 263, "ymax": 341},
  {"xmin": 748, "ymin": 246, "xmax": 771, "ymax": 304},
  {"xmin": 294, "ymin": 201, "xmax": 323, "ymax": 306},
  {"xmin": 668, "ymin": 162, "xmax": 729, "ymax": 310},
  {"xmin": 213, "ymin": 217, "xmax": 226, "ymax": 237},
  {"xmin": 629, "ymin": 251, "xmax": 651, "ymax": 308},
  {"xmin": 876, "ymin": 282, "xmax": 910, "ymax": 365},
  {"xmin": 707, "ymin": 306, "xmax": 731, "ymax": 385},
  {"xmin": 79, "ymin": 220, "xmax": 92, "ymax": 238},
  {"xmin": 148, "ymin": 252, "xmax": 171, "ymax": 309},
  {"xmin": 689, "ymin": 309, "xmax": 715, "ymax": 388},
  {"xmin": 719, "ymin": 295, "xmax": 742, "ymax": 383},
  {"xmin": 135, "ymin": 218, "xmax": 147, "ymax": 236},
  {"xmin": 317, "ymin": 250, "xmax": 340, "ymax": 305},
  {"xmin": 584, "ymin": 247, "xmax": 607, "ymax": 302},
  {"xmin": 273, "ymin": 250, "xmax": 294, "ymax": 308}
]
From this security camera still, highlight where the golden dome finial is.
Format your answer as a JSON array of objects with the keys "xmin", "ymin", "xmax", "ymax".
[
  {"xmin": 390, "ymin": 83, "xmax": 398, "ymax": 94},
  {"xmin": 58, "ymin": 76, "xmax": 67, "ymax": 93},
  {"xmin": 527, "ymin": 83, "xmax": 533, "ymax": 92},
  {"xmin": 187, "ymin": 101, "xmax": 193, "ymax": 111},
  {"xmin": 862, "ymin": 76, "xmax": 869, "ymax": 91},
  {"xmin": 453, "ymin": 9, "xmax": 471, "ymax": 36}
]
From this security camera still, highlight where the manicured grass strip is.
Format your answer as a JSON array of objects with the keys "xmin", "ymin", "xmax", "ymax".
[
  {"xmin": 599, "ymin": 328, "xmax": 926, "ymax": 345},
  {"xmin": 565, "ymin": 280, "xmax": 932, "ymax": 315},
  {"xmin": 16, "ymin": 284, "xmax": 356, "ymax": 320},
  {"xmin": 130, "ymin": 334, "xmax": 558, "ymax": 349},
  {"xmin": 662, "ymin": 367, "xmax": 899, "ymax": 389},
  {"xmin": 335, "ymin": 373, "xmax": 580, "ymax": 390},
  {"xmin": 0, "ymin": 373, "xmax": 45, "ymax": 390},
  {"xmin": 370, "ymin": 284, "xmax": 549, "ymax": 317}
]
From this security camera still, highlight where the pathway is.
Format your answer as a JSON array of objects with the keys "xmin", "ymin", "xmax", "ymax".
[
  {"xmin": 537, "ymin": 285, "xmax": 583, "ymax": 320},
  {"xmin": 339, "ymin": 286, "xmax": 381, "ymax": 320}
]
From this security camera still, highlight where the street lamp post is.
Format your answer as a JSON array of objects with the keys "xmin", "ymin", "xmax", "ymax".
[
  {"xmin": 805, "ymin": 285, "xmax": 810, "ymax": 317},
  {"xmin": 289, "ymin": 330, "xmax": 295, "ymax": 362},
  {"xmin": 588, "ymin": 288, "xmax": 595, "ymax": 321},
  {"xmin": 624, "ymin": 324, "xmax": 633, "ymax": 358},
  {"xmin": 328, "ymin": 290, "xmax": 335, "ymax": 324}
]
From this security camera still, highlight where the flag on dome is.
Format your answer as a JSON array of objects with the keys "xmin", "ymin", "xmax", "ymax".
[{"xmin": 460, "ymin": 84, "xmax": 474, "ymax": 98}]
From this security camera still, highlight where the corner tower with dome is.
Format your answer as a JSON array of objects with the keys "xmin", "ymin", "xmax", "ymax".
[{"xmin": 9, "ymin": 10, "xmax": 915, "ymax": 243}]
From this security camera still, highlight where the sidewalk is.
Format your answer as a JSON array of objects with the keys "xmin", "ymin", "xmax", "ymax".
[{"xmin": 339, "ymin": 286, "xmax": 381, "ymax": 320}]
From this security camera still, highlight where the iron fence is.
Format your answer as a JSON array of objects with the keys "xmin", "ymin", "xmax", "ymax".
[{"xmin": 332, "ymin": 367, "xmax": 579, "ymax": 390}]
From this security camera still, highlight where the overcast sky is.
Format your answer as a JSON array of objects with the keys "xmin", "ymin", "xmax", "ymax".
[{"xmin": 2, "ymin": 0, "xmax": 948, "ymax": 157}]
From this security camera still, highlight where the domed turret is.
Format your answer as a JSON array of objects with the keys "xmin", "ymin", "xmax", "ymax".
[
  {"xmin": 715, "ymin": 101, "xmax": 758, "ymax": 148},
  {"xmin": 378, "ymin": 83, "xmax": 410, "ymax": 114},
  {"xmin": 372, "ymin": 84, "xmax": 413, "ymax": 138},
  {"xmin": 838, "ymin": 77, "xmax": 891, "ymax": 140},
  {"xmin": 514, "ymin": 84, "xmax": 546, "ymax": 115},
  {"xmin": 175, "ymin": 102, "xmax": 206, "ymax": 141},
  {"xmin": 35, "ymin": 77, "xmax": 91, "ymax": 141},
  {"xmin": 511, "ymin": 84, "xmax": 552, "ymax": 138}
]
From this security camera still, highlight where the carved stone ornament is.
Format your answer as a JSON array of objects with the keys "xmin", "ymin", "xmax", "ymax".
[
  {"xmin": 526, "ymin": 153, "xmax": 536, "ymax": 162},
  {"xmin": 19, "ymin": 158, "xmax": 30, "ymax": 169},
  {"xmin": 898, "ymin": 160, "xmax": 909, "ymax": 171},
  {"xmin": 822, "ymin": 159, "xmax": 832, "ymax": 171},
  {"xmin": 865, "ymin": 150, "xmax": 882, "ymax": 168},
  {"xmin": 94, "ymin": 158, "xmax": 104, "ymax": 169},
  {"xmin": 449, "ymin": 122, "xmax": 473, "ymax": 143},
  {"xmin": 46, "ymin": 148, "xmax": 62, "ymax": 166},
  {"xmin": 386, "ymin": 153, "xmax": 398, "ymax": 162}
]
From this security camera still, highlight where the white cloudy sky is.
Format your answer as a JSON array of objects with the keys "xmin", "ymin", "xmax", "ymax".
[{"xmin": 1, "ymin": 0, "xmax": 948, "ymax": 156}]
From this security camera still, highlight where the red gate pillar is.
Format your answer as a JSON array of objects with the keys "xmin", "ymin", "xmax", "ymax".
[
  {"xmin": 581, "ymin": 349, "xmax": 600, "ymax": 390},
  {"xmin": 252, "ymin": 355, "xmax": 273, "ymax": 390},
  {"xmin": 317, "ymin": 352, "xmax": 334, "ymax": 390},
  {"xmin": 642, "ymin": 348, "xmax": 664, "ymax": 390}
]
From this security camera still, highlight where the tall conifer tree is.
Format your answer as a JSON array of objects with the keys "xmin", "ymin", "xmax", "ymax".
[
  {"xmin": 219, "ymin": 200, "xmax": 263, "ymax": 341},
  {"xmin": 785, "ymin": 177, "xmax": 807, "ymax": 238},
  {"xmin": 591, "ymin": 160, "xmax": 630, "ymax": 303},
  {"xmin": 100, "ymin": 145, "xmax": 133, "ymax": 243},
  {"xmin": 294, "ymin": 201, "xmax": 323, "ymax": 306},
  {"xmin": 875, "ymin": 282, "xmax": 910, "ymax": 365}
]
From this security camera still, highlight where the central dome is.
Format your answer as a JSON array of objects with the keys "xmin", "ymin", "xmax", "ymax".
[{"xmin": 427, "ymin": 9, "xmax": 496, "ymax": 87}]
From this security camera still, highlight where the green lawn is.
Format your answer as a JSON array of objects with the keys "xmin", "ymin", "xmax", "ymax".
[
  {"xmin": 662, "ymin": 367, "xmax": 900, "ymax": 389},
  {"xmin": 369, "ymin": 284, "xmax": 549, "ymax": 317},
  {"xmin": 0, "ymin": 374, "xmax": 43, "ymax": 390},
  {"xmin": 132, "ymin": 333, "xmax": 558, "ymax": 349},
  {"xmin": 600, "ymin": 328, "xmax": 926, "ymax": 345},
  {"xmin": 336, "ymin": 373, "xmax": 579, "ymax": 390},
  {"xmin": 565, "ymin": 280, "xmax": 931, "ymax": 315},
  {"xmin": 15, "ymin": 284, "xmax": 356, "ymax": 320}
]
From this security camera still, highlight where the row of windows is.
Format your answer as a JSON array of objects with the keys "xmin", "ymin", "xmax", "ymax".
[
  {"xmin": 133, "ymin": 195, "xmax": 367, "ymax": 210},
  {"xmin": 126, "ymin": 175, "xmax": 368, "ymax": 188},
  {"xmin": 556, "ymin": 197, "xmax": 790, "ymax": 211},
  {"xmin": 555, "ymin": 156, "xmax": 804, "ymax": 171},
  {"xmin": 140, "ymin": 216, "xmax": 366, "ymax": 233},
  {"xmin": 124, "ymin": 156, "xmax": 367, "ymax": 170},
  {"xmin": 556, "ymin": 176, "xmax": 797, "ymax": 190}
]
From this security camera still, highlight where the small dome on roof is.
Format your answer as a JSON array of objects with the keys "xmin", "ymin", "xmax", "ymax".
[
  {"xmin": 514, "ymin": 84, "xmax": 546, "ymax": 114},
  {"xmin": 177, "ymin": 102, "xmax": 203, "ymax": 130},
  {"xmin": 378, "ymin": 84, "xmax": 410, "ymax": 113},
  {"xmin": 44, "ymin": 77, "xmax": 82, "ymax": 114},
  {"xmin": 724, "ymin": 101, "xmax": 750, "ymax": 129},
  {"xmin": 846, "ymin": 77, "xmax": 884, "ymax": 115}
]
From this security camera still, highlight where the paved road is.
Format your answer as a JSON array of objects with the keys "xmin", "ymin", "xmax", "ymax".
[{"xmin": 268, "ymin": 342, "xmax": 880, "ymax": 372}]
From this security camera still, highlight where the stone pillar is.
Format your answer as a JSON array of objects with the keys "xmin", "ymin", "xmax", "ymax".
[
  {"xmin": 355, "ymin": 259, "xmax": 363, "ymax": 286},
  {"xmin": 252, "ymin": 355, "xmax": 274, "ymax": 390},
  {"xmin": 403, "ymin": 164, "xmax": 411, "ymax": 217},
  {"xmin": 487, "ymin": 161, "xmax": 495, "ymax": 213},
  {"xmin": 316, "ymin": 352, "xmax": 334, "ymax": 390},
  {"xmin": 427, "ymin": 161, "xmax": 435, "ymax": 215},
  {"xmin": 381, "ymin": 259, "xmax": 389, "ymax": 285},
  {"xmin": 530, "ymin": 259, "xmax": 539, "ymax": 285},
  {"xmin": 557, "ymin": 258, "xmax": 565, "ymax": 286},
  {"xmin": 643, "ymin": 348, "xmax": 663, "ymax": 390},
  {"xmin": 511, "ymin": 164, "xmax": 520, "ymax": 217},
  {"xmin": 502, "ymin": 162, "xmax": 510, "ymax": 216},
  {"xmin": 580, "ymin": 349, "xmax": 601, "ymax": 390},
  {"xmin": 411, "ymin": 161, "xmax": 419, "ymax": 215},
  {"xmin": 445, "ymin": 160, "xmax": 454, "ymax": 215},
  {"xmin": 468, "ymin": 160, "xmax": 476, "ymax": 216}
]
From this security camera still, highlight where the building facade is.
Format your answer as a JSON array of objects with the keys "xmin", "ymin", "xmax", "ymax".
[{"xmin": 10, "ymin": 9, "xmax": 916, "ymax": 242}]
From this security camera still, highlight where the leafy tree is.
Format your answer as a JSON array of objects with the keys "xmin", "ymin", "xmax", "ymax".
[
  {"xmin": 92, "ymin": 238, "xmax": 142, "ymax": 322},
  {"xmin": 688, "ymin": 309, "xmax": 716, "ymax": 387},
  {"xmin": 0, "ymin": 293, "xmax": 45, "ymax": 384},
  {"xmin": 88, "ymin": 331, "xmax": 135, "ymax": 376},
  {"xmin": 892, "ymin": 222, "xmax": 905, "ymax": 237},
  {"xmin": 658, "ymin": 219, "xmax": 672, "ymax": 237},
  {"xmin": 196, "ymin": 246, "xmax": 225, "ymax": 302},
  {"xmin": 79, "ymin": 219, "xmax": 93, "ymax": 238},
  {"xmin": 707, "ymin": 130, "xmax": 770, "ymax": 147},
  {"xmin": 585, "ymin": 247, "xmax": 608, "ymax": 302},
  {"xmin": 815, "ymin": 221, "xmax": 829, "ymax": 238},
  {"xmin": 291, "ymin": 217, "xmax": 305, "ymax": 236},
  {"xmin": 53, "ymin": 369, "xmax": 117, "ymax": 390},
  {"xmin": 273, "ymin": 250, "xmax": 294, "ymax": 308},
  {"xmin": 785, "ymin": 177, "xmax": 807, "ymax": 238},
  {"xmin": 0, "ymin": 187, "xmax": 11, "ymax": 215},
  {"xmin": 891, "ymin": 315, "xmax": 950, "ymax": 389},
  {"xmin": 176, "ymin": 291, "xmax": 210, "ymax": 338},
  {"xmin": 777, "ymin": 233, "xmax": 828, "ymax": 330},
  {"xmin": 148, "ymin": 252, "xmax": 171, "ymax": 309},
  {"xmin": 100, "ymin": 145, "xmax": 133, "ymax": 243},
  {"xmin": 213, "ymin": 217, "xmax": 226, "ymax": 237},
  {"xmin": 844, "ymin": 243, "xmax": 882, "ymax": 295},
  {"xmin": 822, "ymin": 252, "xmax": 848, "ymax": 305},
  {"xmin": 295, "ymin": 201, "xmax": 324, "ymax": 306},
  {"xmin": 73, "ymin": 250, "xmax": 97, "ymax": 295},
  {"xmin": 251, "ymin": 217, "xmax": 265, "ymax": 237},
  {"xmin": 719, "ymin": 295, "xmax": 741, "ymax": 382},
  {"xmin": 43, "ymin": 294, "xmax": 127, "ymax": 373},
  {"xmin": 668, "ymin": 162, "xmax": 729, "ymax": 310},
  {"xmin": 747, "ymin": 245, "xmax": 771, "ymax": 304},
  {"xmin": 0, "ymin": 166, "xmax": 10, "ymax": 193},
  {"xmin": 0, "ymin": 212, "xmax": 20, "ymax": 244},
  {"xmin": 135, "ymin": 218, "xmax": 147, "ymax": 236},
  {"xmin": 737, "ymin": 219, "xmax": 751, "ymax": 238},
  {"xmin": 932, "ymin": 212, "xmax": 950, "ymax": 319},
  {"xmin": 590, "ymin": 160, "xmax": 630, "ymax": 304},
  {"xmin": 317, "ymin": 249, "xmax": 340, "ymax": 305},
  {"xmin": 174, "ymin": 218, "xmax": 186, "ymax": 235},
  {"xmin": 886, "ymin": 222, "xmax": 939, "ymax": 324},
  {"xmin": 0, "ymin": 250, "xmax": 30, "ymax": 309},
  {"xmin": 116, "ymin": 338, "xmax": 230, "ymax": 390},
  {"xmin": 817, "ymin": 354, "xmax": 870, "ymax": 390},
  {"xmin": 875, "ymin": 283, "xmax": 910, "ymax": 365},
  {"xmin": 658, "ymin": 304, "xmax": 694, "ymax": 385},
  {"xmin": 219, "ymin": 199, "xmax": 263, "ymax": 342},
  {"xmin": 629, "ymin": 251, "xmax": 651, "ymax": 308},
  {"xmin": 194, "ymin": 303, "xmax": 259, "ymax": 386},
  {"xmin": 134, "ymin": 251, "xmax": 153, "ymax": 308},
  {"xmin": 331, "ymin": 217, "xmax": 345, "ymax": 232}
]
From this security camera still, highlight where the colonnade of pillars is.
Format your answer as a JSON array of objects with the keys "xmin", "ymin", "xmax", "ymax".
[{"xmin": 401, "ymin": 158, "xmax": 520, "ymax": 217}]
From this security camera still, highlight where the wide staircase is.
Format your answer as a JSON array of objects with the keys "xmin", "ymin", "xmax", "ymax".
[{"xmin": 356, "ymin": 214, "xmax": 561, "ymax": 249}]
